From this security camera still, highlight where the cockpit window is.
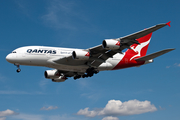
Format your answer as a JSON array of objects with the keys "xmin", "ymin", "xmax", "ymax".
[{"xmin": 12, "ymin": 51, "xmax": 16, "ymax": 53}]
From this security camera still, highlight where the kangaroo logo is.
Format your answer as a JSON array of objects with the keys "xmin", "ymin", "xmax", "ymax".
[{"xmin": 130, "ymin": 38, "xmax": 151, "ymax": 61}]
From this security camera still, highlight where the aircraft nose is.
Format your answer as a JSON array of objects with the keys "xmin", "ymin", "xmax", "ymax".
[{"xmin": 6, "ymin": 54, "xmax": 13, "ymax": 63}]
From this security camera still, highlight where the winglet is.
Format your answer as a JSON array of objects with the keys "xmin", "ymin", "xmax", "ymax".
[{"xmin": 166, "ymin": 21, "xmax": 171, "ymax": 27}]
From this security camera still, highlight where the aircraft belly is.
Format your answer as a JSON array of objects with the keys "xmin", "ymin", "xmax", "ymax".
[
  {"xmin": 47, "ymin": 62, "xmax": 88, "ymax": 73},
  {"xmin": 16, "ymin": 54, "xmax": 47, "ymax": 66}
]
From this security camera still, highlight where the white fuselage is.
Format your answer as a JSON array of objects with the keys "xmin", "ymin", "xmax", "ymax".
[
  {"xmin": 6, "ymin": 46, "xmax": 123, "ymax": 73},
  {"xmin": 5, "ymin": 22, "xmax": 172, "ymax": 80}
]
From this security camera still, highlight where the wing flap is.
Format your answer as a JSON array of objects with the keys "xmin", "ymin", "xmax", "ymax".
[{"xmin": 135, "ymin": 48, "xmax": 175, "ymax": 61}]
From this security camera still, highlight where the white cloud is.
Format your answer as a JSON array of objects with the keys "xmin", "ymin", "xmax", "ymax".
[
  {"xmin": 10, "ymin": 113, "xmax": 84, "ymax": 120},
  {"xmin": 0, "ymin": 109, "xmax": 16, "ymax": 117},
  {"xmin": 77, "ymin": 99, "xmax": 157, "ymax": 117},
  {"xmin": 174, "ymin": 63, "xmax": 180, "ymax": 67},
  {"xmin": 166, "ymin": 63, "xmax": 180, "ymax": 68},
  {"xmin": 159, "ymin": 106, "xmax": 166, "ymax": 110},
  {"xmin": 102, "ymin": 116, "xmax": 119, "ymax": 120},
  {"xmin": 0, "ymin": 109, "xmax": 17, "ymax": 117},
  {"xmin": 0, "ymin": 117, "xmax": 6, "ymax": 120},
  {"xmin": 99, "ymin": 99, "xmax": 157, "ymax": 116},
  {"xmin": 40, "ymin": 106, "xmax": 58, "ymax": 111},
  {"xmin": 11, "ymin": 113, "xmax": 43, "ymax": 120},
  {"xmin": 77, "ymin": 108, "xmax": 98, "ymax": 117},
  {"xmin": 166, "ymin": 66, "xmax": 170, "ymax": 68}
]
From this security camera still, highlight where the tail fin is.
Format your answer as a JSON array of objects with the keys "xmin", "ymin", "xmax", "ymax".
[
  {"xmin": 113, "ymin": 33, "xmax": 153, "ymax": 70},
  {"xmin": 125, "ymin": 33, "xmax": 152, "ymax": 60}
]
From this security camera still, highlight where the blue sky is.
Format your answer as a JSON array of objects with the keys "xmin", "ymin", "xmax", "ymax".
[{"xmin": 1, "ymin": 0, "xmax": 180, "ymax": 120}]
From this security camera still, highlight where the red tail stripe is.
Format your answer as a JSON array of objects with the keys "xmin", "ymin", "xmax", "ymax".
[{"xmin": 112, "ymin": 33, "xmax": 152, "ymax": 70}]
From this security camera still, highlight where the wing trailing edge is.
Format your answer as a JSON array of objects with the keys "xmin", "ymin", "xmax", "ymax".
[{"xmin": 135, "ymin": 48, "xmax": 175, "ymax": 61}]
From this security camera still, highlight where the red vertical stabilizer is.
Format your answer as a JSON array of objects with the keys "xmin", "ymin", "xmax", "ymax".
[{"xmin": 113, "ymin": 33, "xmax": 152, "ymax": 70}]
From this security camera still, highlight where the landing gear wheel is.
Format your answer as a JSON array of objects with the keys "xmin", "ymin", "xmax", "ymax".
[
  {"xmin": 74, "ymin": 75, "xmax": 81, "ymax": 80},
  {"xmin": 16, "ymin": 69, "xmax": 21, "ymax": 73},
  {"xmin": 14, "ymin": 64, "xmax": 21, "ymax": 73}
]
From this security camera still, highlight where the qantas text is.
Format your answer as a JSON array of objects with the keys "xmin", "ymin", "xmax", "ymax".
[{"xmin": 27, "ymin": 49, "xmax": 56, "ymax": 54}]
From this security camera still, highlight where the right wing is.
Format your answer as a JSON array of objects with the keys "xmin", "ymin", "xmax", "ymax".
[
  {"xmin": 53, "ymin": 22, "xmax": 171, "ymax": 68},
  {"xmin": 87, "ymin": 22, "xmax": 171, "ymax": 67}
]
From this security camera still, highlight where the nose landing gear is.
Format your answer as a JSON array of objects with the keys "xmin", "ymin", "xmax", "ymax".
[{"xmin": 14, "ymin": 64, "xmax": 21, "ymax": 73}]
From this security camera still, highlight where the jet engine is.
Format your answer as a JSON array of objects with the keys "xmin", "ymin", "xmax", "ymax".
[
  {"xmin": 52, "ymin": 76, "xmax": 67, "ymax": 82},
  {"xmin": 72, "ymin": 50, "xmax": 90, "ymax": 60},
  {"xmin": 102, "ymin": 39, "xmax": 120, "ymax": 50},
  {"xmin": 44, "ymin": 69, "xmax": 60, "ymax": 79}
]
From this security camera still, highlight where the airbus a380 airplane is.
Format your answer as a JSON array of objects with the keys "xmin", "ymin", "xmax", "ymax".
[{"xmin": 6, "ymin": 22, "xmax": 174, "ymax": 82}]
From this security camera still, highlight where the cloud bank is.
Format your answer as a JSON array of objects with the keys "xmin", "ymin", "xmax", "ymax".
[
  {"xmin": 77, "ymin": 99, "xmax": 157, "ymax": 117},
  {"xmin": 102, "ymin": 116, "xmax": 119, "ymax": 120}
]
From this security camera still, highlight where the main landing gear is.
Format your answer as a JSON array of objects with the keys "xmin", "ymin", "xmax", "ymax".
[
  {"xmin": 14, "ymin": 64, "xmax": 21, "ymax": 73},
  {"xmin": 73, "ymin": 67, "xmax": 99, "ymax": 80}
]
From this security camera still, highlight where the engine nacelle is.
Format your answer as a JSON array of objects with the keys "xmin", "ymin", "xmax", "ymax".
[
  {"xmin": 44, "ymin": 69, "xmax": 60, "ymax": 79},
  {"xmin": 52, "ymin": 76, "xmax": 67, "ymax": 82},
  {"xmin": 72, "ymin": 50, "xmax": 90, "ymax": 60},
  {"xmin": 102, "ymin": 39, "xmax": 120, "ymax": 50}
]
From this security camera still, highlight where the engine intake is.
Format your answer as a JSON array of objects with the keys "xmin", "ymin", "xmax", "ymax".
[
  {"xmin": 44, "ymin": 69, "xmax": 60, "ymax": 79},
  {"xmin": 102, "ymin": 39, "xmax": 120, "ymax": 50},
  {"xmin": 72, "ymin": 50, "xmax": 90, "ymax": 60}
]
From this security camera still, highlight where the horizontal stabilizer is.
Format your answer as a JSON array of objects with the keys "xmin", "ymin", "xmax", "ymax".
[{"xmin": 135, "ymin": 48, "xmax": 175, "ymax": 61}]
